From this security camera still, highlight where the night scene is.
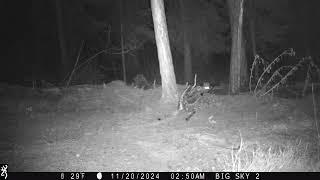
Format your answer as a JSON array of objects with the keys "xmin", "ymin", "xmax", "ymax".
[{"xmin": 0, "ymin": 0, "xmax": 320, "ymax": 172}]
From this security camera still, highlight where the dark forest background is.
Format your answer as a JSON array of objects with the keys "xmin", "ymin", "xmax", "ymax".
[{"xmin": 1, "ymin": 0, "xmax": 320, "ymax": 86}]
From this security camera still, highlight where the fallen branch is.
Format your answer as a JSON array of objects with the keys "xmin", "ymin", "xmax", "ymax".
[{"xmin": 117, "ymin": 94, "xmax": 137, "ymax": 105}]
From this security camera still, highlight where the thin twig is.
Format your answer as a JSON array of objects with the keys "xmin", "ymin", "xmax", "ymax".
[
  {"xmin": 70, "ymin": 49, "xmax": 108, "ymax": 77},
  {"xmin": 66, "ymin": 40, "xmax": 84, "ymax": 87},
  {"xmin": 64, "ymin": 45, "xmax": 141, "ymax": 83},
  {"xmin": 192, "ymin": 74, "xmax": 197, "ymax": 90},
  {"xmin": 178, "ymin": 83, "xmax": 191, "ymax": 110},
  {"xmin": 117, "ymin": 94, "xmax": 137, "ymax": 105}
]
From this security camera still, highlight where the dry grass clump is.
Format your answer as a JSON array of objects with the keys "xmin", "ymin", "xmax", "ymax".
[{"xmin": 217, "ymin": 140, "xmax": 315, "ymax": 172}]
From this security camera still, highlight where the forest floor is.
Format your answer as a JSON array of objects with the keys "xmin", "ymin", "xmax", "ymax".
[{"xmin": 0, "ymin": 80, "xmax": 320, "ymax": 172}]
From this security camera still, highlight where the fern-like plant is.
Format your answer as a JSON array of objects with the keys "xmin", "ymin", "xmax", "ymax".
[{"xmin": 249, "ymin": 49, "xmax": 319, "ymax": 97}]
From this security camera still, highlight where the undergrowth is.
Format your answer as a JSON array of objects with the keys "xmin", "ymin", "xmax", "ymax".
[
  {"xmin": 249, "ymin": 48, "xmax": 320, "ymax": 97},
  {"xmin": 219, "ymin": 140, "xmax": 317, "ymax": 172}
]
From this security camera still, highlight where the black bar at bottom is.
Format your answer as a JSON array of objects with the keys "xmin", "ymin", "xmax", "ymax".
[
  {"xmin": 8, "ymin": 172, "xmax": 95, "ymax": 180},
  {"xmin": 6, "ymin": 172, "xmax": 320, "ymax": 180}
]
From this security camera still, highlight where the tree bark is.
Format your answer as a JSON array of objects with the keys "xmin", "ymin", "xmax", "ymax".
[
  {"xmin": 119, "ymin": 0, "xmax": 127, "ymax": 83},
  {"xmin": 228, "ymin": 0, "xmax": 247, "ymax": 94},
  {"xmin": 249, "ymin": 0, "xmax": 258, "ymax": 80},
  {"xmin": 54, "ymin": 0, "xmax": 69, "ymax": 82},
  {"xmin": 151, "ymin": 0, "xmax": 178, "ymax": 103},
  {"xmin": 183, "ymin": 42, "xmax": 192, "ymax": 83},
  {"xmin": 120, "ymin": 24, "xmax": 126, "ymax": 83},
  {"xmin": 179, "ymin": 0, "xmax": 192, "ymax": 83}
]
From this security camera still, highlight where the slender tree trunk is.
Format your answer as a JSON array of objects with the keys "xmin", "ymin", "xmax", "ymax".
[
  {"xmin": 120, "ymin": 24, "xmax": 126, "ymax": 83},
  {"xmin": 249, "ymin": 23, "xmax": 256, "ymax": 58},
  {"xmin": 240, "ymin": 36, "xmax": 248, "ymax": 89},
  {"xmin": 151, "ymin": 0, "xmax": 178, "ymax": 103},
  {"xmin": 228, "ymin": 0, "xmax": 247, "ymax": 94},
  {"xmin": 179, "ymin": 0, "xmax": 192, "ymax": 83},
  {"xmin": 120, "ymin": 0, "xmax": 127, "ymax": 83},
  {"xmin": 54, "ymin": 0, "xmax": 68, "ymax": 82},
  {"xmin": 249, "ymin": 0, "xmax": 258, "ymax": 80},
  {"xmin": 250, "ymin": 20, "xmax": 258, "ymax": 80},
  {"xmin": 183, "ymin": 42, "xmax": 192, "ymax": 82}
]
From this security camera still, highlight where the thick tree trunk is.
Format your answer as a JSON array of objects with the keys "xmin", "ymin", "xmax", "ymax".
[
  {"xmin": 54, "ymin": 0, "xmax": 69, "ymax": 82},
  {"xmin": 179, "ymin": 0, "xmax": 192, "ymax": 83},
  {"xmin": 228, "ymin": 0, "xmax": 247, "ymax": 94},
  {"xmin": 151, "ymin": 0, "xmax": 178, "ymax": 103}
]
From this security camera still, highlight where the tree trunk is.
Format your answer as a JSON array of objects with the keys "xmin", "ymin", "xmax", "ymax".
[
  {"xmin": 151, "ymin": 0, "xmax": 178, "ymax": 103},
  {"xmin": 249, "ymin": 0, "xmax": 258, "ymax": 80},
  {"xmin": 179, "ymin": 0, "xmax": 192, "ymax": 83},
  {"xmin": 54, "ymin": 0, "xmax": 69, "ymax": 82},
  {"xmin": 240, "ymin": 37, "xmax": 248, "ymax": 89},
  {"xmin": 120, "ymin": 24, "xmax": 126, "ymax": 83},
  {"xmin": 183, "ymin": 42, "xmax": 192, "ymax": 83},
  {"xmin": 119, "ymin": 0, "xmax": 127, "ymax": 83},
  {"xmin": 228, "ymin": 0, "xmax": 247, "ymax": 94}
]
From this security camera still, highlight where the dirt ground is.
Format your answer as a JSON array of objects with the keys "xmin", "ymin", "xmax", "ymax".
[{"xmin": 0, "ymin": 80, "xmax": 319, "ymax": 172}]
